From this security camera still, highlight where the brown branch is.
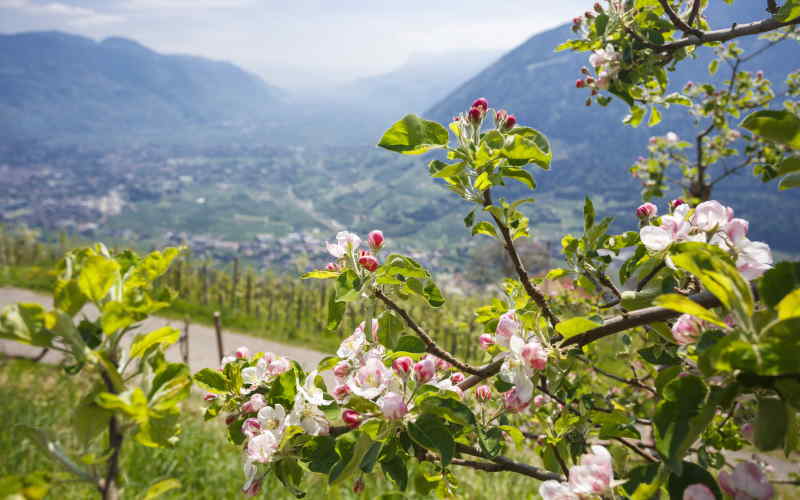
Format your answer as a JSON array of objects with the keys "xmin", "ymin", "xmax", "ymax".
[
  {"xmin": 582, "ymin": 358, "xmax": 657, "ymax": 395},
  {"xmin": 100, "ymin": 371, "xmax": 123, "ymax": 500},
  {"xmin": 561, "ymin": 289, "xmax": 720, "ymax": 349},
  {"xmin": 658, "ymin": 0, "xmax": 703, "ymax": 36},
  {"xmin": 660, "ymin": 16, "xmax": 800, "ymax": 52},
  {"xmin": 636, "ymin": 261, "xmax": 666, "ymax": 291},
  {"xmin": 688, "ymin": 0, "xmax": 702, "ymax": 26},
  {"xmin": 375, "ymin": 289, "xmax": 481, "ymax": 376},
  {"xmin": 482, "ymin": 189, "xmax": 558, "ymax": 327},
  {"xmin": 455, "ymin": 443, "xmax": 563, "ymax": 481},
  {"xmin": 613, "ymin": 437, "xmax": 658, "ymax": 463},
  {"xmin": 766, "ymin": 0, "xmax": 779, "ymax": 15}
]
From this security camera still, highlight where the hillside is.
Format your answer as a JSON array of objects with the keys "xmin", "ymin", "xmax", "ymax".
[{"xmin": 0, "ymin": 31, "xmax": 281, "ymax": 142}]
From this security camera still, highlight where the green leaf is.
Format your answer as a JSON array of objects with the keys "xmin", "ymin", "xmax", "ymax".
[
  {"xmin": 72, "ymin": 386, "xmax": 112, "ymax": 444},
  {"xmin": 329, "ymin": 432, "xmax": 373, "ymax": 485},
  {"xmin": 429, "ymin": 160, "xmax": 466, "ymax": 178},
  {"xmin": 0, "ymin": 302, "xmax": 54, "ymax": 348},
  {"xmin": 759, "ymin": 262, "xmax": 800, "ymax": 308},
  {"xmin": 143, "ymin": 479, "xmax": 182, "ymax": 500},
  {"xmin": 758, "ymin": 318, "xmax": 800, "ymax": 375},
  {"xmin": 394, "ymin": 335, "xmax": 426, "ymax": 354},
  {"xmin": 53, "ymin": 279, "xmax": 87, "ymax": 317},
  {"xmin": 129, "ymin": 326, "xmax": 181, "ymax": 359},
  {"xmin": 126, "ymin": 247, "xmax": 181, "ymax": 290},
  {"xmin": 275, "ymin": 458, "xmax": 306, "ymax": 498},
  {"xmin": 777, "ymin": 288, "xmax": 800, "ymax": 319},
  {"xmin": 776, "ymin": 0, "xmax": 800, "ymax": 22},
  {"xmin": 555, "ymin": 316, "xmax": 601, "ymax": 339},
  {"xmin": 303, "ymin": 436, "xmax": 339, "ymax": 474},
  {"xmin": 377, "ymin": 114, "xmax": 449, "ymax": 155},
  {"xmin": 377, "ymin": 311, "xmax": 404, "ymax": 350},
  {"xmin": 326, "ymin": 287, "xmax": 346, "ymax": 332},
  {"xmin": 741, "ymin": 110, "xmax": 800, "ymax": 149},
  {"xmin": 654, "ymin": 293, "xmax": 727, "ymax": 327},
  {"xmin": 777, "ymin": 156, "xmax": 800, "ymax": 176},
  {"xmin": 648, "ymin": 106, "xmax": 662, "ymax": 127},
  {"xmin": 708, "ymin": 59, "xmax": 719, "ymax": 76},
  {"xmin": 500, "ymin": 166, "xmax": 536, "ymax": 190},
  {"xmin": 101, "ymin": 301, "xmax": 142, "ymax": 335},
  {"xmin": 654, "ymin": 375, "xmax": 712, "ymax": 475},
  {"xmin": 779, "ymin": 172, "xmax": 800, "ymax": 190},
  {"xmin": 381, "ymin": 455, "xmax": 408, "ymax": 491},
  {"xmin": 471, "ymin": 221, "xmax": 498, "ymax": 238},
  {"xmin": 416, "ymin": 394, "xmax": 476, "ymax": 426},
  {"xmin": 624, "ymin": 105, "xmax": 646, "ymax": 127},
  {"xmin": 583, "ymin": 196, "xmax": 595, "ymax": 231},
  {"xmin": 193, "ymin": 368, "xmax": 230, "ymax": 393},
  {"xmin": 775, "ymin": 378, "xmax": 800, "ymax": 409},
  {"xmin": 754, "ymin": 397, "xmax": 789, "ymax": 451},
  {"xmin": 77, "ymin": 255, "xmax": 120, "ymax": 303},
  {"xmin": 502, "ymin": 127, "xmax": 552, "ymax": 169},
  {"xmin": 623, "ymin": 463, "xmax": 668, "ymax": 500},
  {"xmin": 407, "ymin": 414, "xmax": 455, "ymax": 466}
]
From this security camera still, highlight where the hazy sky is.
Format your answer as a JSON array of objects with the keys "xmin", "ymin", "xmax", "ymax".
[{"xmin": 0, "ymin": 0, "xmax": 592, "ymax": 86}]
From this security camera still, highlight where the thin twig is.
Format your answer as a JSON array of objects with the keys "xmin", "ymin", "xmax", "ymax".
[
  {"xmin": 659, "ymin": 15, "xmax": 800, "ymax": 52},
  {"xmin": 579, "ymin": 357, "xmax": 657, "ymax": 395},
  {"xmin": 688, "ymin": 0, "xmax": 702, "ymax": 26},
  {"xmin": 455, "ymin": 443, "xmax": 563, "ymax": 481},
  {"xmin": 375, "ymin": 289, "xmax": 481, "ymax": 375},
  {"xmin": 482, "ymin": 189, "xmax": 558, "ymax": 328},
  {"xmin": 658, "ymin": 0, "xmax": 703, "ymax": 36},
  {"xmin": 636, "ymin": 262, "xmax": 666, "ymax": 291},
  {"xmin": 613, "ymin": 437, "xmax": 658, "ymax": 463}
]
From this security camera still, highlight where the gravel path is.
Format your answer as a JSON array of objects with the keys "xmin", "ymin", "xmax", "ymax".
[{"xmin": 0, "ymin": 287, "xmax": 328, "ymax": 372}]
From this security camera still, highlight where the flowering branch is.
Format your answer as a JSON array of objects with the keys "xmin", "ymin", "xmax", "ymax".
[
  {"xmin": 482, "ymin": 188, "xmax": 559, "ymax": 327},
  {"xmin": 375, "ymin": 289, "xmax": 481, "ymax": 375}
]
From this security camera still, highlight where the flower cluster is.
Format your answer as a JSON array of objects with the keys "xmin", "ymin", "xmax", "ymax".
[
  {"xmin": 719, "ymin": 462, "xmax": 775, "ymax": 500},
  {"xmin": 638, "ymin": 200, "xmax": 773, "ymax": 280},
  {"xmin": 325, "ymin": 229, "xmax": 384, "ymax": 274},
  {"xmin": 539, "ymin": 445, "xmax": 615, "ymax": 499},
  {"xmin": 452, "ymin": 97, "xmax": 518, "ymax": 142},
  {"xmin": 482, "ymin": 310, "xmax": 550, "ymax": 410}
]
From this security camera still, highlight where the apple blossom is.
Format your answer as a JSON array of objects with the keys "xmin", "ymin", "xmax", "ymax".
[
  {"xmin": 326, "ymin": 262, "xmax": 340, "ymax": 272},
  {"xmin": 476, "ymin": 385, "xmax": 492, "ymax": 401},
  {"xmin": 719, "ymin": 462, "xmax": 774, "ymax": 500},
  {"xmin": 640, "ymin": 225, "xmax": 672, "ymax": 252},
  {"xmin": 381, "ymin": 391, "xmax": 408, "ymax": 420},
  {"xmin": 684, "ymin": 483, "xmax": 715, "ymax": 500},
  {"xmin": 242, "ymin": 418, "xmax": 262, "ymax": 438},
  {"xmin": 246, "ymin": 431, "xmax": 279, "ymax": 463},
  {"xmin": 337, "ymin": 328, "xmax": 366, "ymax": 360},
  {"xmin": 539, "ymin": 480, "xmax": 579, "ymax": 500},
  {"xmin": 358, "ymin": 253, "xmax": 379, "ymax": 272},
  {"xmin": 472, "ymin": 97, "xmax": 489, "ymax": 112},
  {"xmin": 503, "ymin": 387, "xmax": 531, "ymax": 413},
  {"xmin": 413, "ymin": 358, "xmax": 436, "ymax": 384},
  {"xmin": 479, "ymin": 333, "xmax": 495, "ymax": 350},
  {"xmin": 326, "ymin": 231, "xmax": 361, "ymax": 259},
  {"xmin": 332, "ymin": 383, "xmax": 351, "ymax": 401},
  {"xmin": 257, "ymin": 404, "xmax": 286, "ymax": 438},
  {"xmin": 450, "ymin": 372, "xmax": 464, "ymax": 384},
  {"xmin": 672, "ymin": 314, "xmax": 703, "ymax": 345},
  {"xmin": 520, "ymin": 340, "xmax": 548, "ymax": 370},
  {"xmin": 636, "ymin": 202, "xmax": 658, "ymax": 219},
  {"xmin": 534, "ymin": 394, "xmax": 549, "ymax": 407},
  {"xmin": 235, "ymin": 346, "xmax": 250, "ymax": 359},
  {"xmin": 741, "ymin": 423, "xmax": 754, "ymax": 442},
  {"xmin": 242, "ymin": 461, "xmax": 261, "ymax": 497},
  {"xmin": 569, "ymin": 445, "xmax": 614, "ymax": 496},
  {"xmin": 350, "ymin": 357, "xmax": 391, "ymax": 399},
  {"xmin": 367, "ymin": 230, "xmax": 384, "ymax": 251},
  {"xmin": 203, "ymin": 393, "xmax": 218, "ymax": 401},
  {"xmin": 241, "ymin": 393, "xmax": 267, "ymax": 414},
  {"xmin": 736, "ymin": 240, "xmax": 773, "ymax": 280},
  {"xmin": 286, "ymin": 393, "xmax": 330, "ymax": 436},
  {"xmin": 392, "ymin": 356, "xmax": 413, "ymax": 377},
  {"xmin": 468, "ymin": 107, "xmax": 483, "ymax": 124},
  {"xmin": 666, "ymin": 131, "xmax": 679, "ymax": 144},
  {"xmin": 333, "ymin": 361, "xmax": 351, "ymax": 378},
  {"xmin": 220, "ymin": 355, "xmax": 236, "ymax": 368},
  {"xmin": 693, "ymin": 200, "xmax": 729, "ymax": 232},
  {"xmin": 495, "ymin": 311, "xmax": 520, "ymax": 346}
]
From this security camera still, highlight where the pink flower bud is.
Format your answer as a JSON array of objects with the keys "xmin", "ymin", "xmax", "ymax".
[
  {"xmin": 203, "ymin": 393, "xmax": 218, "ymax": 401},
  {"xmin": 495, "ymin": 311, "xmax": 520, "ymax": 345},
  {"xmin": 241, "ymin": 394, "xmax": 267, "ymax": 414},
  {"xmin": 453, "ymin": 115, "xmax": 460, "ymax": 122},
  {"xmin": 381, "ymin": 391, "xmax": 408, "ymax": 420},
  {"xmin": 672, "ymin": 198, "xmax": 686, "ymax": 209},
  {"xmin": 593, "ymin": 2, "xmax": 603, "ymax": 12},
  {"xmin": 243, "ymin": 479, "xmax": 262, "ymax": 497},
  {"xmin": 672, "ymin": 314, "xmax": 702, "ymax": 345},
  {"xmin": 434, "ymin": 356, "xmax": 451, "ymax": 371},
  {"xmin": 367, "ymin": 230, "xmax": 384, "ymax": 251},
  {"xmin": 326, "ymin": 262, "xmax": 340, "ymax": 272},
  {"xmin": 392, "ymin": 356, "xmax": 413, "ymax": 377},
  {"xmin": 358, "ymin": 254, "xmax": 379, "ymax": 272},
  {"xmin": 413, "ymin": 358, "xmax": 435, "ymax": 384},
  {"xmin": 685, "ymin": 81, "xmax": 694, "ymax": 90},
  {"xmin": 353, "ymin": 477, "xmax": 365, "ymax": 494},
  {"xmin": 225, "ymin": 414, "xmax": 237, "ymax": 426},
  {"xmin": 468, "ymin": 106, "xmax": 483, "ymax": 124},
  {"xmin": 333, "ymin": 383, "xmax": 351, "ymax": 401},
  {"xmin": 342, "ymin": 409, "xmax": 362, "ymax": 429},
  {"xmin": 450, "ymin": 372, "xmax": 465, "ymax": 384},
  {"xmin": 495, "ymin": 109, "xmax": 508, "ymax": 125},
  {"xmin": 333, "ymin": 361, "xmax": 351, "ymax": 378},
  {"xmin": 573, "ymin": 16, "xmax": 582, "ymax": 25},
  {"xmin": 503, "ymin": 387, "xmax": 530, "ymax": 413},
  {"xmin": 576, "ymin": 78, "xmax": 586, "ymax": 89},
  {"xmin": 636, "ymin": 202, "xmax": 658, "ymax": 219},
  {"xmin": 503, "ymin": 114, "xmax": 516, "ymax": 130},
  {"xmin": 235, "ymin": 346, "xmax": 250, "ymax": 359},
  {"xmin": 585, "ymin": 76, "xmax": 595, "ymax": 85},
  {"xmin": 242, "ymin": 418, "xmax": 262, "ymax": 438},
  {"xmin": 756, "ymin": 70, "xmax": 764, "ymax": 80},
  {"xmin": 476, "ymin": 385, "xmax": 492, "ymax": 401},
  {"xmin": 534, "ymin": 394, "xmax": 549, "ymax": 407},
  {"xmin": 585, "ymin": 11, "xmax": 595, "ymax": 18},
  {"xmin": 478, "ymin": 333, "xmax": 495, "ymax": 350},
  {"xmin": 472, "ymin": 97, "xmax": 489, "ymax": 112},
  {"xmin": 649, "ymin": 136, "xmax": 657, "ymax": 145},
  {"xmin": 521, "ymin": 341, "xmax": 548, "ymax": 370}
]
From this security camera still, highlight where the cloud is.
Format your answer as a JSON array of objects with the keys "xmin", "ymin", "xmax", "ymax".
[
  {"xmin": 0, "ymin": 0, "xmax": 123, "ymax": 25},
  {"xmin": 124, "ymin": 0, "xmax": 253, "ymax": 9}
]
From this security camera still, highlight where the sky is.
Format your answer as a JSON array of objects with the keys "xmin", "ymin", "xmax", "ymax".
[{"xmin": 0, "ymin": 0, "xmax": 591, "ymax": 87}]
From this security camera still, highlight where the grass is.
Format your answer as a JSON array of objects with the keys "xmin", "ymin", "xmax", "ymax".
[{"xmin": 0, "ymin": 359, "xmax": 546, "ymax": 500}]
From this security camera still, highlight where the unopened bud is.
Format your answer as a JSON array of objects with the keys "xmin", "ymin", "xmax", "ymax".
[
  {"xmin": 353, "ymin": 477, "xmax": 365, "ymax": 494},
  {"xmin": 342, "ymin": 409, "xmax": 362, "ymax": 429},
  {"xmin": 358, "ymin": 254, "xmax": 379, "ymax": 272},
  {"xmin": 326, "ymin": 262, "xmax": 339, "ymax": 272},
  {"xmin": 367, "ymin": 230, "xmax": 384, "ymax": 251},
  {"xmin": 594, "ymin": 2, "xmax": 603, "ymax": 13},
  {"xmin": 585, "ymin": 97, "xmax": 592, "ymax": 106},
  {"xmin": 333, "ymin": 361, "xmax": 351, "ymax": 378},
  {"xmin": 585, "ymin": 11, "xmax": 595, "ymax": 19},
  {"xmin": 575, "ymin": 78, "xmax": 586, "ymax": 89},
  {"xmin": 479, "ymin": 333, "xmax": 495, "ymax": 350},
  {"xmin": 235, "ymin": 346, "xmax": 250, "ymax": 359},
  {"xmin": 672, "ymin": 198, "xmax": 686, "ymax": 209},
  {"xmin": 476, "ymin": 385, "xmax": 492, "ymax": 401},
  {"xmin": 503, "ymin": 114, "xmax": 516, "ymax": 130},
  {"xmin": 472, "ymin": 97, "xmax": 489, "ymax": 112},
  {"xmin": 203, "ymin": 393, "xmax": 218, "ymax": 401},
  {"xmin": 450, "ymin": 372, "xmax": 465, "ymax": 384},
  {"xmin": 636, "ymin": 202, "xmax": 658, "ymax": 219},
  {"xmin": 392, "ymin": 356, "xmax": 413, "ymax": 377},
  {"xmin": 468, "ymin": 106, "xmax": 483, "ymax": 124},
  {"xmin": 573, "ymin": 16, "xmax": 582, "ymax": 25},
  {"xmin": 756, "ymin": 70, "xmax": 764, "ymax": 80},
  {"xmin": 413, "ymin": 358, "xmax": 435, "ymax": 384}
]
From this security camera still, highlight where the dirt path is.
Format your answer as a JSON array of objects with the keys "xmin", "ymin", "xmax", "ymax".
[{"xmin": 0, "ymin": 287, "xmax": 328, "ymax": 373}]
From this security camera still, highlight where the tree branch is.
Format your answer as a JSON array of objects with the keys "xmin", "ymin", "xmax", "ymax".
[
  {"xmin": 660, "ymin": 16, "xmax": 800, "ymax": 52},
  {"xmin": 375, "ymin": 289, "xmax": 481, "ymax": 375},
  {"xmin": 585, "ymin": 360, "xmax": 657, "ymax": 395},
  {"xmin": 482, "ymin": 189, "xmax": 558, "ymax": 327},
  {"xmin": 688, "ymin": 0, "xmax": 702, "ymax": 27},
  {"xmin": 455, "ymin": 443, "xmax": 563, "ymax": 481},
  {"xmin": 100, "ymin": 371, "xmax": 123, "ymax": 500},
  {"xmin": 658, "ymin": 0, "xmax": 703, "ymax": 36},
  {"xmin": 636, "ymin": 261, "xmax": 666, "ymax": 291},
  {"xmin": 613, "ymin": 437, "xmax": 658, "ymax": 463}
]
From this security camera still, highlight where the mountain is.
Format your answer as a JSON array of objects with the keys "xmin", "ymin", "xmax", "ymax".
[
  {"xmin": 272, "ymin": 49, "xmax": 501, "ymax": 146},
  {"xmin": 0, "ymin": 31, "xmax": 282, "ymax": 143},
  {"xmin": 426, "ymin": 1, "xmax": 800, "ymax": 251}
]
